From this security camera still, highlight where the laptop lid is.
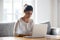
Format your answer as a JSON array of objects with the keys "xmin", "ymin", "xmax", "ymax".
[{"xmin": 32, "ymin": 24, "xmax": 48, "ymax": 37}]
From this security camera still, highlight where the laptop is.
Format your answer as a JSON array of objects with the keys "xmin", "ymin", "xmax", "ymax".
[{"xmin": 24, "ymin": 24, "xmax": 48, "ymax": 38}]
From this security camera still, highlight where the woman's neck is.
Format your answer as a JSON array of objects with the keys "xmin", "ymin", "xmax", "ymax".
[{"xmin": 22, "ymin": 16, "xmax": 30, "ymax": 23}]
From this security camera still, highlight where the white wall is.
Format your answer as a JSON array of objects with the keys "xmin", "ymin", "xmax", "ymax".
[
  {"xmin": 50, "ymin": 0, "xmax": 60, "ymax": 28},
  {"xmin": 0, "ymin": 0, "xmax": 3, "ymax": 22},
  {"xmin": 36, "ymin": 0, "xmax": 59, "ymax": 28},
  {"xmin": 58, "ymin": 0, "xmax": 60, "ymax": 27},
  {"xmin": 36, "ymin": 0, "xmax": 51, "ymax": 24}
]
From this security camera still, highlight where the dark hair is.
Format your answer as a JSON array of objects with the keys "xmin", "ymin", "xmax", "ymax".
[{"xmin": 24, "ymin": 5, "xmax": 33, "ymax": 12}]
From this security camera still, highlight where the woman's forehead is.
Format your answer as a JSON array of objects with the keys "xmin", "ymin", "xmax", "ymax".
[{"xmin": 25, "ymin": 11, "xmax": 33, "ymax": 13}]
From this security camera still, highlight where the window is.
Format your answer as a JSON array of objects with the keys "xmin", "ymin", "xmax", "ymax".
[
  {"xmin": 3, "ymin": 0, "xmax": 35, "ymax": 23},
  {"xmin": 3, "ymin": 0, "xmax": 12, "ymax": 22}
]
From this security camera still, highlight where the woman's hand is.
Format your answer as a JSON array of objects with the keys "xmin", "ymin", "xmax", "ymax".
[
  {"xmin": 15, "ymin": 34, "xmax": 32, "ymax": 37},
  {"xmin": 25, "ymin": 33, "xmax": 32, "ymax": 36}
]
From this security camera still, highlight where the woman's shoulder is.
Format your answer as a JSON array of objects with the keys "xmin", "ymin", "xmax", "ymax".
[
  {"xmin": 16, "ymin": 18, "xmax": 22, "ymax": 23},
  {"xmin": 30, "ymin": 19, "xmax": 33, "ymax": 23}
]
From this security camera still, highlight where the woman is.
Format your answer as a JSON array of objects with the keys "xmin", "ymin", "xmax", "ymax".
[{"xmin": 14, "ymin": 4, "xmax": 34, "ymax": 37}]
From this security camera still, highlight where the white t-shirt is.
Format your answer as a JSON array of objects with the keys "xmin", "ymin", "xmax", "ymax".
[{"xmin": 15, "ymin": 18, "xmax": 34, "ymax": 34}]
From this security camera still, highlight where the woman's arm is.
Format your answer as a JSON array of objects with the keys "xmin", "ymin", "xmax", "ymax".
[
  {"xmin": 30, "ymin": 20, "xmax": 34, "ymax": 35},
  {"xmin": 13, "ymin": 20, "xmax": 20, "ymax": 37},
  {"xmin": 13, "ymin": 20, "xmax": 26, "ymax": 37}
]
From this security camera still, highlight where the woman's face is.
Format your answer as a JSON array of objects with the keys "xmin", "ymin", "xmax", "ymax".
[{"xmin": 24, "ymin": 11, "xmax": 33, "ymax": 18}]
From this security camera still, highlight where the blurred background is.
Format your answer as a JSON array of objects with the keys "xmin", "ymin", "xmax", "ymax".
[{"xmin": 0, "ymin": 0, "xmax": 60, "ymax": 37}]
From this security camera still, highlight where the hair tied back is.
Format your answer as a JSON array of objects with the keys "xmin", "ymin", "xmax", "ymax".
[{"xmin": 24, "ymin": 4, "xmax": 28, "ymax": 8}]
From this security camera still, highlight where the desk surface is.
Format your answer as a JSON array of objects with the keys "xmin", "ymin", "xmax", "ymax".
[{"xmin": 0, "ymin": 37, "xmax": 59, "ymax": 40}]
